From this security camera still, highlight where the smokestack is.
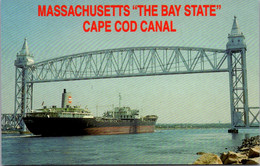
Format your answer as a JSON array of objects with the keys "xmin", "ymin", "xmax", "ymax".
[{"xmin": 61, "ymin": 89, "xmax": 72, "ymax": 108}]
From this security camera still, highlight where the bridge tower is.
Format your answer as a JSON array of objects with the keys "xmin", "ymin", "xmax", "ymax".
[
  {"xmin": 14, "ymin": 38, "xmax": 34, "ymax": 131},
  {"xmin": 226, "ymin": 16, "xmax": 249, "ymax": 132}
]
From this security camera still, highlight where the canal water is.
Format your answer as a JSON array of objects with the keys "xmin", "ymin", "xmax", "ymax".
[{"xmin": 2, "ymin": 128, "xmax": 259, "ymax": 165}]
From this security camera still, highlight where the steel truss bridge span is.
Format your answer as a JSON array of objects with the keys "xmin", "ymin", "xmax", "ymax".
[{"xmin": 28, "ymin": 46, "xmax": 227, "ymax": 83}]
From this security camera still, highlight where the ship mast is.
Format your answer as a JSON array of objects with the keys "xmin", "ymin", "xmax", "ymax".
[{"xmin": 119, "ymin": 93, "xmax": 122, "ymax": 107}]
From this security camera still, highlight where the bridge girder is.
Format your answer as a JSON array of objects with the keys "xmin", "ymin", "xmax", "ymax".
[{"xmin": 28, "ymin": 47, "xmax": 227, "ymax": 83}]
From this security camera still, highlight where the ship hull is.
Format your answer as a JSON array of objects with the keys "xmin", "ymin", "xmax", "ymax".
[{"xmin": 23, "ymin": 117, "xmax": 156, "ymax": 136}]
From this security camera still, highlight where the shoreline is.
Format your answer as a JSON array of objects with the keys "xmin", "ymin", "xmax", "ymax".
[
  {"xmin": 194, "ymin": 135, "xmax": 260, "ymax": 165},
  {"xmin": 2, "ymin": 126, "xmax": 258, "ymax": 134},
  {"xmin": 1, "ymin": 127, "xmax": 230, "ymax": 134}
]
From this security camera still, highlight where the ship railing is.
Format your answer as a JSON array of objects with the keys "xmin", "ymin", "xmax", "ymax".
[{"xmin": 61, "ymin": 112, "xmax": 93, "ymax": 118}]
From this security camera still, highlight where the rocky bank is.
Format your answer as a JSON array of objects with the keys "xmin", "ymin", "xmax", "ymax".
[{"xmin": 194, "ymin": 135, "xmax": 260, "ymax": 165}]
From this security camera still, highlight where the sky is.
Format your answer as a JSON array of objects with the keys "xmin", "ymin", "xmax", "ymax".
[{"xmin": 1, "ymin": 0, "xmax": 259, "ymax": 124}]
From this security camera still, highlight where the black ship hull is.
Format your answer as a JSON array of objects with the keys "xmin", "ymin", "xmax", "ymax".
[{"xmin": 23, "ymin": 117, "xmax": 156, "ymax": 136}]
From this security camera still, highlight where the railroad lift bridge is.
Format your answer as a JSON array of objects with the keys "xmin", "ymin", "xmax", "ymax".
[{"xmin": 2, "ymin": 17, "xmax": 259, "ymax": 133}]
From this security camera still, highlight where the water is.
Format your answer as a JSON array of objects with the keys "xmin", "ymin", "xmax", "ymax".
[{"xmin": 2, "ymin": 128, "xmax": 259, "ymax": 165}]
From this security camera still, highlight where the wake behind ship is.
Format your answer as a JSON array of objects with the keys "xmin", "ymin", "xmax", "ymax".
[{"xmin": 23, "ymin": 89, "xmax": 158, "ymax": 136}]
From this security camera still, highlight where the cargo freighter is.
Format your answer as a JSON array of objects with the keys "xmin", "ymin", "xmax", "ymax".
[{"xmin": 23, "ymin": 89, "xmax": 158, "ymax": 136}]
